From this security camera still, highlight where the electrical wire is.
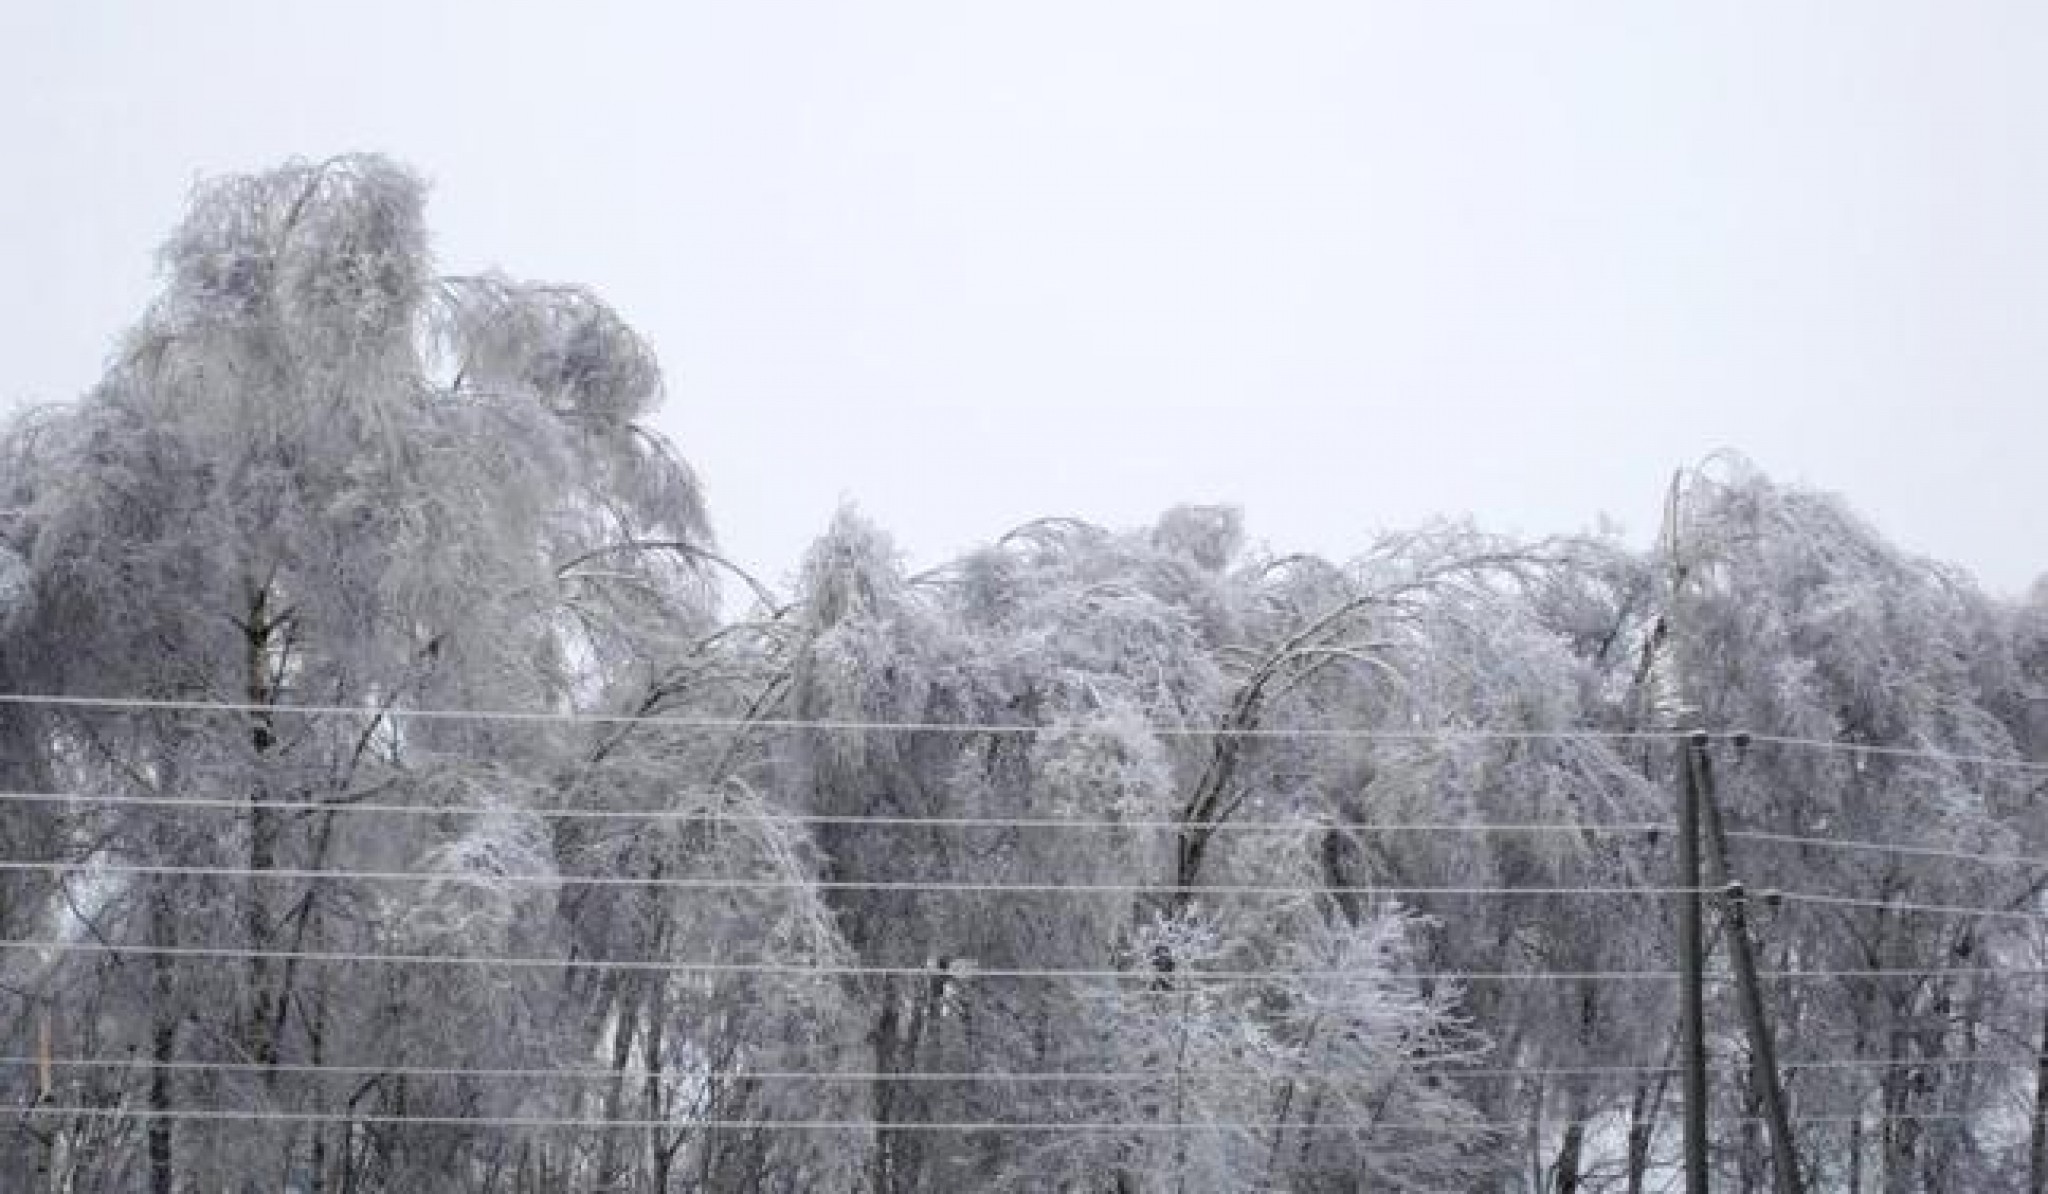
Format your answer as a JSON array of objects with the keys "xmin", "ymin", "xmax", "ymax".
[
  {"xmin": 0, "ymin": 790, "xmax": 1666, "ymax": 836},
  {"xmin": 0, "ymin": 1053, "xmax": 2027, "ymax": 1086},
  {"xmin": 1727, "ymin": 828, "xmax": 2048, "ymax": 872},
  {"xmin": 0, "ymin": 858, "xmax": 1708, "ymax": 901},
  {"xmin": 4, "ymin": 691, "xmax": 2043, "ymax": 773},
  {"xmin": 0, "ymin": 939, "xmax": 2034, "ymax": 985},
  {"xmin": 11, "ymin": 793, "xmax": 2048, "ymax": 882},
  {"xmin": 1764, "ymin": 889, "xmax": 2048, "ymax": 923},
  {"xmin": 1740, "ymin": 733, "xmax": 2048, "ymax": 776},
  {"xmin": 1, "ymin": 1104, "xmax": 2000, "ymax": 1134},
  {"xmin": 0, "ymin": 692, "xmax": 1691, "ymax": 743},
  {"xmin": 7, "ymin": 858, "xmax": 2045, "ymax": 923}
]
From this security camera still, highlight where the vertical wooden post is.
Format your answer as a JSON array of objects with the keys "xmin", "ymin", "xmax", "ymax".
[
  {"xmin": 1692, "ymin": 736, "xmax": 1804, "ymax": 1194},
  {"xmin": 1679, "ymin": 731, "xmax": 1710, "ymax": 1193}
]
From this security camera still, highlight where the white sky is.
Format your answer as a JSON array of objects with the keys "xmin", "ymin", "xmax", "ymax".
[{"xmin": 4, "ymin": 2, "xmax": 2044, "ymax": 595}]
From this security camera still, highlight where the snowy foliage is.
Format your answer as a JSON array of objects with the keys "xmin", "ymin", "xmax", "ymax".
[
  {"xmin": 0, "ymin": 544, "xmax": 28, "ymax": 637},
  {"xmin": 0, "ymin": 159, "xmax": 2040, "ymax": 1193}
]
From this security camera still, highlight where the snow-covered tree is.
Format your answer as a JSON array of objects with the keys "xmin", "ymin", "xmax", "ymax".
[
  {"xmin": 3, "ymin": 157, "xmax": 2041, "ymax": 1194},
  {"xmin": 0, "ymin": 155, "xmax": 713, "ymax": 1192}
]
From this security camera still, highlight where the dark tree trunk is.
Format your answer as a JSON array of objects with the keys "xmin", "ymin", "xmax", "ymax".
[
  {"xmin": 149, "ymin": 890, "xmax": 179, "ymax": 1194},
  {"xmin": 2031, "ymin": 998, "xmax": 2048, "ymax": 1194},
  {"xmin": 1552, "ymin": 1117, "xmax": 1586, "ymax": 1194},
  {"xmin": 244, "ymin": 588, "xmax": 284, "ymax": 1069}
]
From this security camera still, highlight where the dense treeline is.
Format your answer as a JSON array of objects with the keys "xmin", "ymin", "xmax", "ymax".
[{"xmin": 0, "ymin": 156, "xmax": 2043, "ymax": 1192}]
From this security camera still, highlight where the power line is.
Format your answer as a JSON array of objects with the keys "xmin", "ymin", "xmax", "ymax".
[
  {"xmin": 13, "ymin": 1059, "xmax": 1646, "ymax": 1085},
  {"xmin": 12, "ymin": 790, "xmax": 2047, "ymax": 884},
  {"xmin": 7, "ymin": 1057, "xmax": 1561, "ymax": 1085},
  {"xmin": 1766, "ymin": 889, "xmax": 2048, "ymax": 924},
  {"xmin": 1727, "ymin": 828, "xmax": 2048, "ymax": 872},
  {"xmin": 5, "ymin": 691, "xmax": 2043, "ymax": 773},
  {"xmin": 1778, "ymin": 1054, "xmax": 2029, "ymax": 1073},
  {"xmin": 13, "ymin": 792, "xmax": 2048, "ymax": 885},
  {"xmin": 0, "ymin": 939, "xmax": 2034, "ymax": 985},
  {"xmin": 14, "ymin": 792, "xmax": 2048, "ymax": 881},
  {"xmin": 0, "ymin": 858, "xmax": 1708, "ymax": 902},
  {"xmin": 7, "ymin": 858, "xmax": 2043, "ymax": 923},
  {"xmin": 9, "ymin": 1106, "xmax": 1476, "ymax": 1134},
  {"xmin": 0, "ymin": 1054, "xmax": 2027, "ymax": 1086},
  {"xmin": 1, "ymin": 1104, "xmax": 1999, "ymax": 1134},
  {"xmin": 0, "ymin": 790, "xmax": 1666, "ymax": 836},
  {"xmin": 1741, "ymin": 734, "xmax": 2048, "ymax": 776},
  {"xmin": 0, "ymin": 692, "xmax": 1690, "ymax": 743}
]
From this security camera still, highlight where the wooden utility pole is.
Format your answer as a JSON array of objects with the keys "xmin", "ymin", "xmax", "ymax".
[
  {"xmin": 1678, "ymin": 731, "xmax": 1710, "ymax": 1194},
  {"xmin": 1691, "ymin": 734, "xmax": 1804, "ymax": 1194},
  {"xmin": 1660, "ymin": 467, "xmax": 1714, "ymax": 1193}
]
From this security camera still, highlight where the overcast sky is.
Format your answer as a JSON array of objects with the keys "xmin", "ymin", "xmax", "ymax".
[{"xmin": 4, "ymin": 2, "xmax": 2044, "ymax": 595}]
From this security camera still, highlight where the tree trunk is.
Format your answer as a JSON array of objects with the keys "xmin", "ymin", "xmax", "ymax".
[
  {"xmin": 2031, "ymin": 997, "xmax": 2048, "ymax": 1194},
  {"xmin": 1624, "ymin": 1026, "xmax": 1676, "ymax": 1194},
  {"xmin": 1737, "ymin": 1070, "xmax": 1766, "ymax": 1194},
  {"xmin": 148, "ymin": 890, "xmax": 179, "ymax": 1194},
  {"xmin": 642, "ymin": 982, "xmax": 670, "ymax": 1192},
  {"xmin": 596, "ymin": 975, "xmax": 641, "ymax": 1189},
  {"xmin": 1263, "ymin": 1013, "xmax": 1326, "ymax": 1190},
  {"xmin": 1552, "ymin": 1114, "xmax": 1586, "ymax": 1194},
  {"xmin": 308, "ymin": 988, "xmax": 328, "ymax": 1194},
  {"xmin": 1525, "ymin": 1080, "xmax": 1544, "ymax": 1194},
  {"xmin": 244, "ymin": 590, "xmax": 282, "ymax": 1068},
  {"xmin": 1624, "ymin": 1072, "xmax": 1662, "ymax": 1194},
  {"xmin": 148, "ymin": 1021, "xmax": 175, "ymax": 1194},
  {"xmin": 1880, "ymin": 1021, "xmax": 1917, "ymax": 1194},
  {"xmin": 869, "ymin": 997, "xmax": 903, "ymax": 1194}
]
